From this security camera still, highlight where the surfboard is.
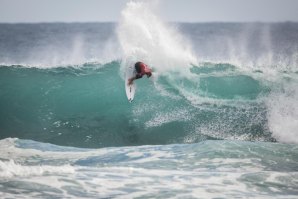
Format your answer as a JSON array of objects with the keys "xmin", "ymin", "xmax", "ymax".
[
  {"xmin": 125, "ymin": 79, "xmax": 136, "ymax": 103},
  {"xmin": 125, "ymin": 64, "xmax": 136, "ymax": 102}
]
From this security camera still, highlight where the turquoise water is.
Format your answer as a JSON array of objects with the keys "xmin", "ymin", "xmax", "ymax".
[{"xmin": 0, "ymin": 62, "xmax": 274, "ymax": 148}]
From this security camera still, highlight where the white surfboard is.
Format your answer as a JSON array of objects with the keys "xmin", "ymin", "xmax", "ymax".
[
  {"xmin": 125, "ymin": 80, "xmax": 136, "ymax": 103},
  {"xmin": 125, "ymin": 65, "xmax": 136, "ymax": 102}
]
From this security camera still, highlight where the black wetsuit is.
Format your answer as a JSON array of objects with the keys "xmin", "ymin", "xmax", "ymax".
[
  {"xmin": 134, "ymin": 61, "xmax": 152, "ymax": 79},
  {"xmin": 135, "ymin": 62, "xmax": 143, "ymax": 79}
]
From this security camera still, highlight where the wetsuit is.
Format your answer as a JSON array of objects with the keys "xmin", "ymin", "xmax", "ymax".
[{"xmin": 134, "ymin": 62, "xmax": 152, "ymax": 79}]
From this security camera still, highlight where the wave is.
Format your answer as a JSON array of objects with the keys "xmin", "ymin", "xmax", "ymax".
[
  {"xmin": 3, "ymin": 61, "xmax": 296, "ymax": 148},
  {"xmin": 0, "ymin": 138, "xmax": 297, "ymax": 198}
]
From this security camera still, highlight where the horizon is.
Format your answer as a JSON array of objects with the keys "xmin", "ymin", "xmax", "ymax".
[
  {"xmin": 1, "ymin": 0, "xmax": 298, "ymax": 23},
  {"xmin": 1, "ymin": 21, "xmax": 298, "ymax": 24}
]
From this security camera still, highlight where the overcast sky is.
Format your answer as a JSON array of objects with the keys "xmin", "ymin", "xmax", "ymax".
[{"xmin": 0, "ymin": 0, "xmax": 298, "ymax": 23}]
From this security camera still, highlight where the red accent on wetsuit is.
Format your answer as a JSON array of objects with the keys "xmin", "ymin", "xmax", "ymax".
[{"xmin": 139, "ymin": 62, "xmax": 152, "ymax": 77}]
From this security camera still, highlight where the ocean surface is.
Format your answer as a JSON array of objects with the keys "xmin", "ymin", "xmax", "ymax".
[{"xmin": 1, "ymin": 2, "xmax": 298, "ymax": 198}]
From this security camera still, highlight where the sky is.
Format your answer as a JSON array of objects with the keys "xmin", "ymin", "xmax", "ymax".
[{"xmin": 0, "ymin": 0, "xmax": 298, "ymax": 23}]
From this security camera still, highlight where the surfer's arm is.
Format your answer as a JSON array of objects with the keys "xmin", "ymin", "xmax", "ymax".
[
  {"xmin": 128, "ymin": 77, "xmax": 136, "ymax": 85},
  {"xmin": 128, "ymin": 74, "xmax": 143, "ymax": 85}
]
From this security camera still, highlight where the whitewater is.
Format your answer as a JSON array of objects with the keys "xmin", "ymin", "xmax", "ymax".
[{"xmin": 0, "ymin": 1, "xmax": 298, "ymax": 198}]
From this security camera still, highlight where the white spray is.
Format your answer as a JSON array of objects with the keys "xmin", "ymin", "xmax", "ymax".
[
  {"xmin": 266, "ymin": 82, "xmax": 298, "ymax": 144},
  {"xmin": 117, "ymin": 1, "xmax": 197, "ymax": 78}
]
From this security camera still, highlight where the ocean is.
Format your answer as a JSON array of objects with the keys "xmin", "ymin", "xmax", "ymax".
[{"xmin": 0, "ymin": 2, "xmax": 298, "ymax": 198}]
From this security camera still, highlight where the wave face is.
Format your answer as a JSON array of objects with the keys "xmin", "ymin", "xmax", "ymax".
[{"xmin": 0, "ymin": 62, "xmax": 277, "ymax": 148}]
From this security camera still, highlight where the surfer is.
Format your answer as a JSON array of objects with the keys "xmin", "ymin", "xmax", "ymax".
[{"xmin": 128, "ymin": 61, "xmax": 152, "ymax": 85}]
